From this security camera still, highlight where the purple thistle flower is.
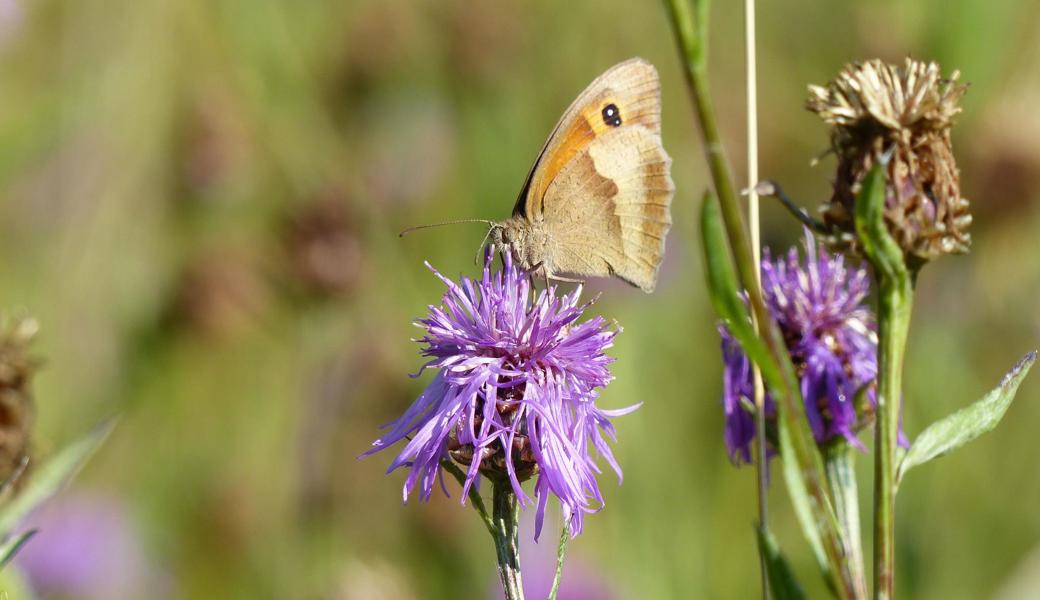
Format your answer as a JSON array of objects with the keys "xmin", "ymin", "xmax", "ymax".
[
  {"xmin": 720, "ymin": 233, "xmax": 882, "ymax": 463},
  {"xmin": 15, "ymin": 492, "xmax": 168, "ymax": 600},
  {"xmin": 363, "ymin": 249, "xmax": 637, "ymax": 538}
]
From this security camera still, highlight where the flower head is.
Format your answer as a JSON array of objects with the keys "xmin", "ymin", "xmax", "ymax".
[
  {"xmin": 807, "ymin": 58, "xmax": 971, "ymax": 264},
  {"xmin": 721, "ymin": 235, "xmax": 879, "ymax": 463},
  {"xmin": 364, "ymin": 250, "xmax": 636, "ymax": 538}
]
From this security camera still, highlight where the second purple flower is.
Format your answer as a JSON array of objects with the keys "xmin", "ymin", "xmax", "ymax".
[{"xmin": 720, "ymin": 234, "xmax": 880, "ymax": 463}]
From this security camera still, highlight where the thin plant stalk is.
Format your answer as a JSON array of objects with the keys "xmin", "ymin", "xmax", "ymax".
[
  {"xmin": 492, "ymin": 480, "xmax": 525, "ymax": 600},
  {"xmin": 743, "ymin": 0, "xmax": 770, "ymax": 596},
  {"xmin": 664, "ymin": 0, "xmax": 854, "ymax": 596},
  {"xmin": 872, "ymin": 279, "xmax": 912, "ymax": 599},
  {"xmin": 825, "ymin": 442, "xmax": 868, "ymax": 599},
  {"xmin": 548, "ymin": 523, "xmax": 570, "ymax": 600}
]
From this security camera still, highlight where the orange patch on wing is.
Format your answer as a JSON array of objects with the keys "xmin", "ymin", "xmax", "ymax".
[
  {"xmin": 529, "ymin": 115, "xmax": 597, "ymax": 212},
  {"xmin": 525, "ymin": 94, "xmax": 635, "ymax": 217}
]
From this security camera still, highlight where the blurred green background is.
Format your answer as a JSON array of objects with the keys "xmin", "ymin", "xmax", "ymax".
[{"xmin": 0, "ymin": 0, "xmax": 1037, "ymax": 598}]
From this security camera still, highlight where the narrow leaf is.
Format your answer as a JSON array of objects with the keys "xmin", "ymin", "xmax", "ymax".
[
  {"xmin": 703, "ymin": 191, "xmax": 839, "ymax": 589},
  {"xmin": 778, "ymin": 414, "xmax": 829, "ymax": 584},
  {"xmin": 0, "ymin": 529, "xmax": 35, "ymax": 569},
  {"xmin": 699, "ymin": 193, "xmax": 783, "ymax": 392},
  {"xmin": 756, "ymin": 524, "xmax": 807, "ymax": 600},
  {"xmin": 899, "ymin": 351, "xmax": 1036, "ymax": 482},
  {"xmin": 0, "ymin": 420, "xmax": 115, "ymax": 537}
]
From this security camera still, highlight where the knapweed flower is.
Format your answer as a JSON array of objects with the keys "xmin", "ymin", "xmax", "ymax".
[
  {"xmin": 808, "ymin": 58, "xmax": 971, "ymax": 265},
  {"xmin": 16, "ymin": 493, "xmax": 166, "ymax": 600},
  {"xmin": 720, "ymin": 235, "xmax": 878, "ymax": 463},
  {"xmin": 363, "ymin": 250, "xmax": 636, "ymax": 538}
]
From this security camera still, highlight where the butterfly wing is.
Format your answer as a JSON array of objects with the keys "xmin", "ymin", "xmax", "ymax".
[
  {"xmin": 539, "ymin": 126, "xmax": 673, "ymax": 292},
  {"xmin": 512, "ymin": 58, "xmax": 662, "ymax": 221}
]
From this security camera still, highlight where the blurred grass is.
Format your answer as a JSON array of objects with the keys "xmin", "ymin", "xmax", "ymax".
[{"xmin": 0, "ymin": 0, "xmax": 1036, "ymax": 597}]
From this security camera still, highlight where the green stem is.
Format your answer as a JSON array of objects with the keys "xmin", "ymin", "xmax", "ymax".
[
  {"xmin": 851, "ymin": 161, "xmax": 913, "ymax": 600},
  {"xmin": 825, "ymin": 442, "xmax": 868, "ymax": 599},
  {"xmin": 664, "ymin": 1, "xmax": 852, "ymax": 596},
  {"xmin": 872, "ymin": 277, "xmax": 912, "ymax": 599},
  {"xmin": 492, "ymin": 480, "xmax": 525, "ymax": 600},
  {"xmin": 548, "ymin": 523, "xmax": 570, "ymax": 600}
]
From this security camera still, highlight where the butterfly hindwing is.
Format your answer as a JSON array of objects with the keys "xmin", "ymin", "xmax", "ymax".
[{"xmin": 540, "ymin": 126, "xmax": 674, "ymax": 292}]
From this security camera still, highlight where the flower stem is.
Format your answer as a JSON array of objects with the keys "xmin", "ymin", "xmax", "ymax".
[
  {"xmin": 825, "ymin": 442, "xmax": 868, "ymax": 599},
  {"xmin": 491, "ymin": 480, "xmax": 525, "ymax": 600},
  {"xmin": 872, "ymin": 276, "xmax": 912, "ymax": 599},
  {"xmin": 850, "ymin": 161, "xmax": 913, "ymax": 600},
  {"xmin": 548, "ymin": 522, "xmax": 570, "ymax": 600},
  {"xmin": 665, "ymin": 1, "xmax": 853, "ymax": 596}
]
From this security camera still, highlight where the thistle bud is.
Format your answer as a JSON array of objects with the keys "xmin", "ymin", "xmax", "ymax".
[{"xmin": 808, "ymin": 58, "xmax": 970, "ymax": 265}]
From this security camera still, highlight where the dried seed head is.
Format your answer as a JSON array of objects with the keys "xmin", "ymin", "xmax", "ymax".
[
  {"xmin": 0, "ymin": 317, "xmax": 38, "ymax": 484},
  {"xmin": 808, "ymin": 58, "xmax": 971, "ymax": 264}
]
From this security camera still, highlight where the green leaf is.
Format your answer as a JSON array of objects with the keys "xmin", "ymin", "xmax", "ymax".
[
  {"xmin": 898, "ymin": 351, "xmax": 1036, "ymax": 483},
  {"xmin": 699, "ymin": 193, "xmax": 782, "ymax": 392},
  {"xmin": 702, "ymin": 191, "xmax": 839, "ymax": 590},
  {"xmin": 778, "ymin": 413, "xmax": 830, "ymax": 585},
  {"xmin": 0, "ymin": 529, "xmax": 35, "ymax": 569},
  {"xmin": 756, "ymin": 524, "xmax": 807, "ymax": 600},
  {"xmin": 0, "ymin": 420, "xmax": 115, "ymax": 537}
]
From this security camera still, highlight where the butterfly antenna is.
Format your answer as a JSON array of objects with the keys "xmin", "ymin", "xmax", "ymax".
[{"xmin": 399, "ymin": 219, "xmax": 496, "ymax": 237}]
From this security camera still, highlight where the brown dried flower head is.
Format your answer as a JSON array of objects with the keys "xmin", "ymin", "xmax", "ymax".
[
  {"xmin": 0, "ymin": 317, "xmax": 39, "ymax": 484},
  {"xmin": 808, "ymin": 58, "xmax": 971, "ymax": 265}
]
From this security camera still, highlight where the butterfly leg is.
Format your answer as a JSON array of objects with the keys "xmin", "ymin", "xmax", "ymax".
[
  {"xmin": 528, "ymin": 262, "xmax": 584, "ymax": 289},
  {"xmin": 548, "ymin": 273, "xmax": 585, "ymax": 286}
]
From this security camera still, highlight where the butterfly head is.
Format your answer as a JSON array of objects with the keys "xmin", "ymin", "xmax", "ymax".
[
  {"xmin": 489, "ymin": 217, "xmax": 541, "ymax": 272},
  {"xmin": 489, "ymin": 219, "xmax": 518, "ymax": 247}
]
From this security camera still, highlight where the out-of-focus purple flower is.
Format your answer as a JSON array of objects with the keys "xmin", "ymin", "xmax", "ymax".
[
  {"xmin": 720, "ymin": 234, "xmax": 881, "ymax": 463},
  {"xmin": 0, "ymin": 0, "xmax": 20, "ymax": 44},
  {"xmin": 363, "ymin": 250, "xmax": 636, "ymax": 538},
  {"xmin": 15, "ymin": 492, "xmax": 166, "ymax": 600}
]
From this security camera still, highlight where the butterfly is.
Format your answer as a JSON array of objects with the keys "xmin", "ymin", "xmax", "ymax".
[
  {"xmin": 405, "ymin": 58, "xmax": 674, "ymax": 292},
  {"xmin": 491, "ymin": 58, "xmax": 674, "ymax": 293}
]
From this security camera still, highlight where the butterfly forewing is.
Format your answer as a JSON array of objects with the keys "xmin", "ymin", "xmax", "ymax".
[
  {"xmin": 513, "ymin": 58, "xmax": 662, "ymax": 221},
  {"xmin": 498, "ymin": 57, "xmax": 673, "ymax": 293}
]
